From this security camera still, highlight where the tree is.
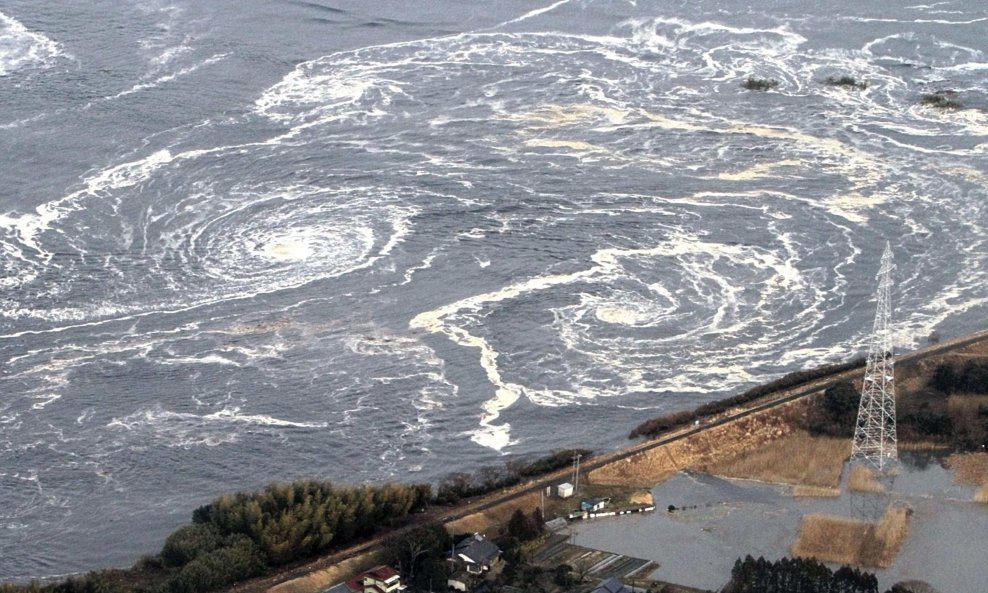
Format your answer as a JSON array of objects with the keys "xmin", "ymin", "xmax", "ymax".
[{"xmin": 381, "ymin": 524, "xmax": 450, "ymax": 587}]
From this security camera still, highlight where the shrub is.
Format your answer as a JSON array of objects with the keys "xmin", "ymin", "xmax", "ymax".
[
  {"xmin": 920, "ymin": 92, "xmax": 962, "ymax": 109},
  {"xmin": 742, "ymin": 76, "xmax": 780, "ymax": 91},
  {"xmin": 824, "ymin": 76, "xmax": 867, "ymax": 90},
  {"xmin": 161, "ymin": 523, "xmax": 223, "ymax": 567},
  {"xmin": 166, "ymin": 536, "xmax": 267, "ymax": 593},
  {"xmin": 805, "ymin": 380, "xmax": 860, "ymax": 438}
]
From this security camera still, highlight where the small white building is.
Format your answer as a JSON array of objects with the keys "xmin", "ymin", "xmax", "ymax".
[{"xmin": 557, "ymin": 482, "xmax": 574, "ymax": 498}]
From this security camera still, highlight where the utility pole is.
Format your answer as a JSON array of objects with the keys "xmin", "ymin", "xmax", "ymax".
[
  {"xmin": 851, "ymin": 241, "xmax": 898, "ymax": 472},
  {"xmin": 572, "ymin": 452, "xmax": 582, "ymax": 493}
]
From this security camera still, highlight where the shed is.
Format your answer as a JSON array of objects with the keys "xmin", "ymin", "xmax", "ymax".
[
  {"xmin": 580, "ymin": 497, "xmax": 610, "ymax": 512},
  {"xmin": 557, "ymin": 482, "xmax": 574, "ymax": 498}
]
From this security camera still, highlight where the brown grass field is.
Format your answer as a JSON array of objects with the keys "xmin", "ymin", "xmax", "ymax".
[
  {"xmin": 700, "ymin": 430, "xmax": 849, "ymax": 488},
  {"xmin": 848, "ymin": 465, "xmax": 886, "ymax": 493},
  {"xmin": 945, "ymin": 452, "xmax": 988, "ymax": 484},
  {"xmin": 792, "ymin": 486, "xmax": 841, "ymax": 498},
  {"xmin": 445, "ymin": 491, "xmax": 542, "ymax": 535},
  {"xmin": 792, "ymin": 506, "xmax": 910, "ymax": 568}
]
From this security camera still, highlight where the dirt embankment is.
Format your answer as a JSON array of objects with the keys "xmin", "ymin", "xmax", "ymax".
[{"xmin": 588, "ymin": 399, "xmax": 802, "ymax": 487}]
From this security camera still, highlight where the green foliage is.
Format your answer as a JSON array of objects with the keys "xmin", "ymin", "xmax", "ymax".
[
  {"xmin": 725, "ymin": 555, "xmax": 878, "ymax": 593},
  {"xmin": 825, "ymin": 75, "xmax": 867, "ymax": 90},
  {"xmin": 805, "ymin": 380, "xmax": 860, "ymax": 438},
  {"xmin": 552, "ymin": 564, "xmax": 574, "ymax": 587},
  {"xmin": 166, "ymin": 536, "xmax": 267, "ymax": 593},
  {"xmin": 931, "ymin": 360, "xmax": 988, "ymax": 394},
  {"xmin": 190, "ymin": 480, "xmax": 431, "ymax": 567},
  {"xmin": 505, "ymin": 508, "xmax": 542, "ymax": 542},
  {"xmin": 920, "ymin": 91, "xmax": 962, "ymax": 109},
  {"xmin": 742, "ymin": 76, "xmax": 780, "ymax": 91},
  {"xmin": 630, "ymin": 358, "xmax": 866, "ymax": 440},
  {"xmin": 161, "ymin": 524, "xmax": 223, "ymax": 567}
]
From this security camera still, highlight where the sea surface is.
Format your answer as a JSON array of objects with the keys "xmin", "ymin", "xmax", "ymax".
[{"xmin": 1, "ymin": 0, "xmax": 986, "ymax": 579}]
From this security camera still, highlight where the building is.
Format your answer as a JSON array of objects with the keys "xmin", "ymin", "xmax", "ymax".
[
  {"xmin": 446, "ymin": 534, "xmax": 502, "ymax": 591},
  {"xmin": 580, "ymin": 497, "xmax": 611, "ymax": 512},
  {"xmin": 449, "ymin": 533, "xmax": 502, "ymax": 574},
  {"xmin": 557, "ymin": 482, "xmax": 574, "ymax": 498},
  {"xmin": 591, "ymin": 577, "xmax": 633, "ymax": 593},
  {"xmin": 324, "ymin": 566, "xmax": 405, "ymax": 593}
]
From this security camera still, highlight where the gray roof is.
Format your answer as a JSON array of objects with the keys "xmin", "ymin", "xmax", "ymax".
[
  {"xmin": 592, "ymin": 578, "xmax": 632, "ymax": 593},
  {"xmin": 324, "ymin": 584, "xmax": 354, "ymax": 593},
  {"xmin": 453, "ymin": 534, "xmax": 501, "ymax": 565}
]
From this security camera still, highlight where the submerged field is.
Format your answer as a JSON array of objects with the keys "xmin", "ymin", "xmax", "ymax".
[{"xmin": 571, "ymin": 454, "xmax": 986, "ymax": 592}]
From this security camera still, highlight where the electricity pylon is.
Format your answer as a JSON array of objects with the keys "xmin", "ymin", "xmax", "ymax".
[{"xmin": 851, "ymin": 242, "xmax": 898, "ymax": 472}]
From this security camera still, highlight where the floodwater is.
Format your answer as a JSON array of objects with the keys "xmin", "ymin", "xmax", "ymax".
[
  {"xmin": 3, "ymin": 0, "xmax": 988, "ymax": 577},
  {"xmin": 569, "ymin": 456, "xmax": 987, "ymax": 592}
]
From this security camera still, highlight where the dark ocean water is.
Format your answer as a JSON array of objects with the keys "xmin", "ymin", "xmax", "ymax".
[{"xmin": 1, "ymin": 0, "xmax": 986, "ymax": 579}]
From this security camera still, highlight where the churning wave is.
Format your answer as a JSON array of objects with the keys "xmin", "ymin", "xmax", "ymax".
[{"xmin": 0, "ymin": 10, "xmax": 63, "ymax": 77}]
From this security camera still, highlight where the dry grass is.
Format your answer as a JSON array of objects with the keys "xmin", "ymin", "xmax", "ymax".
[
  {"xmin": 849, "ymin": 465, "xmax": 886, "ymax": 493},
  {"xmin": 793, "ymin": 506, "xmax": 910, "ymax": 569},
  {"xmin": 945, "ymin": 452, "xmax": 988, "ymax": 485},
  {"xmin": 976, "ymin": 483, "xmax": 988, "ymax": 504},
  {"xmin": 629, "ymin": 491, "xmax": 654, "ymax": 505},
  {"xmin": 445, "ymin": 491, "xmax": 541, "ymax": 535},
  {"xmin": 700, "ymin": 430, "xmax": 850, "ymax": 488},
  {"xmin": 947, "ymin": 394, "xmax": 988, "ymax": 415},
  {"xmin": 268, "ymin": 550, "xmax": 381, "ymax": 593},
  {"xmin": 590, "ymin": 401, "xmax": 802, "ymax": 487},
  {"xmin": 793, "ymin": 486, "xmax": 841, "ymax": 498}
]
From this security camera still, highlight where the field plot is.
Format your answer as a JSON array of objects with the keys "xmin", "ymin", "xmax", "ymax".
[{"xmin": 700, "ymin": 430, "xmax": 849, "ymax": 488}]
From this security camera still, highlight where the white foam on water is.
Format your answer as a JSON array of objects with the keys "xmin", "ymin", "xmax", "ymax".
[
  {"xmin": 103, "ymin": 53, "xmax": 230, "ymax": 101},
  {"xmin": 493, "ymin": 0, "xmax": 577, "ymax": 29},
  {"xmin": 107, "ymin": 405, "xmax": 327, "ymax": 448},
  {"xmin": 411, "ymin": 227, "xmax": 813, "ymax": 450},
  {"xmin": 0, "ymin": 10, "xmax": 64, "ymax": 77}
]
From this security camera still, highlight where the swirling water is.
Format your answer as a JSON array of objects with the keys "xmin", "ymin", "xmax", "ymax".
[{"xmin": 0, "ymin": 0, "xmax": 986, "ymax": 579}]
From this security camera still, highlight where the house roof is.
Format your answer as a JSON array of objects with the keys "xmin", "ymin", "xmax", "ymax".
[
  {"xmin": 346, "ymin": 565, "xmax": 401, "ymax": 592},
  {"xmin": 592, "ymin": 578, "xmax": 632, "ymax": 593},
  {"xmin": 324, "ymin": 584, "xmax": 353, "ymax": 593},
  {"xmin": 452, "ymin": 533, "xmax": 501, "ymax": 565},
  {"xmin": 365, "ymin": 566, "xmax": 400, "ymax": 582}
]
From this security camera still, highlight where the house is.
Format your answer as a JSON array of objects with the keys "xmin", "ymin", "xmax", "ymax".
[
  {"xmin": 591, "ymin": 577, "xmax": 633, "ymax": 593},
  {"xmin": 324, "ymin": 566, "xmax": 405, "ymax": 593},
  {"xmin": 580, "ymin": 497, "xmax": 611, "ymax": 512},
  {"xmin": 449, "ymin": 533, "xmax": 502, "ymax": 574}
]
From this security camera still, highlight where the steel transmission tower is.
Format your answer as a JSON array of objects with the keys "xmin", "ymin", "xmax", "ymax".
[{"xmin": 851, "ymin": 242, "xmax": 898, "ymax": 471}]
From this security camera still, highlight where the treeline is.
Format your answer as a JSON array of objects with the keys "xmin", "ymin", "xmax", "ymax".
[
  {"xmin": 896, "ymin": 360, "xmax": 988, "ymax": 449},
  {"xmin": 435, "ymin": 448, "xmax": 591, "ymax": 504},
  {"xmin": 930, "ymin": 360, "xmax": 988, "ymax": 394},
  {"xmin": 161, "ymin": 480, "xmax": 432, "ymax": 593},
  {"xmin": 725, "ymin": 556, "xmax": 879, "ymax": 593},
  {"xmin": 803, "ymin": 361, "xmax": 988, "ymax": 450},
  {"xmin": 804, "ymin": 380, "xmax": 860, "ymax": 438},
  {"xmin": 629, "ymin": 358, "xmax": 866, "ymax": 440}
]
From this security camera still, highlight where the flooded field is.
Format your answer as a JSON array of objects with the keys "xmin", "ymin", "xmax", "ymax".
[{"xmin": 570, "ymin": 454, "xmax": 987, "ymax": 592}]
